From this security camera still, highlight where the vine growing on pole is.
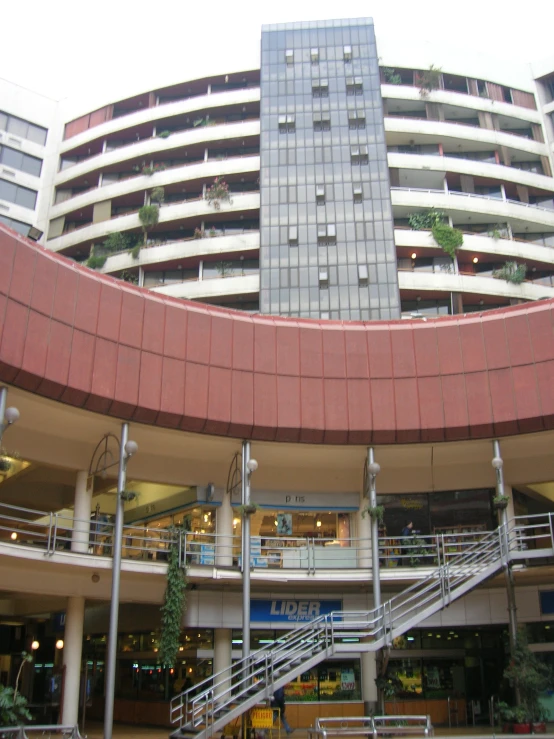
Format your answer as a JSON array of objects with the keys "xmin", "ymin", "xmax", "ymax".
[{"xmin": 159, "ymin": 527, "xmax": 188, "ymax": 668}]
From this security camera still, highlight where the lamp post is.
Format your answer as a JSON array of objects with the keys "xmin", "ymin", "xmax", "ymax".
[
  {"xmin": 0, "ymin": 387, "xmax": 20, "ymax": 446},
  {"xmin": 241, "ymin": 440, "xmax": 258, "ymax": 664},
  {"xmin": 492, "ymin": 439, "xmax": 518, "ymax": 654},
  {"xmin": 103, "ymin": 423, "xmax": 138, "ymax": 739}
]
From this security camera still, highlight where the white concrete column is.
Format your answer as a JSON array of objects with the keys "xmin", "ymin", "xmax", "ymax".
[
  {"xmin": 71, "ymin": 471, "xmax": 93, "ymax": 554},
  {"xmin": 361, "ymin": 651, "xmax": 378, "ymax": 712},
  {"xmin": 213, "ymin": 628, "xmax": 232, "ymax": 702},
  {"xmin": 357, "ymin": 492, "xmax": 372, "ymax": 569},
  {"xmin": 61, "ymin": 596, "xmax": 85, "ymax": 725},
  {"xmin": 502, "ymin": 484, "xmax": 516, "ymax": 522},
  {"xmin": 216, "ymin": 492, "xmax": 233, "ymax": 567}
]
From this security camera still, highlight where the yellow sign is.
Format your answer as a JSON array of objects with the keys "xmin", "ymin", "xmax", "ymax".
[{"xmin": 251, "ymin": 709, "xmax": 274, "ymax": 728}]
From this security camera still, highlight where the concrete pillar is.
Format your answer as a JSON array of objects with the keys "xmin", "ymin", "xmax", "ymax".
[
  {"xmin": 358, "ymin": 491, "xmax": 372, "ymax": 569},
  {"xmin": 61, "ymin": 596, "xmax": 85, "ymax": 725},
  {"xmin": 501, "ymin": 484, "xmax": 515, "ymax": 522},
  {"xmin": 361, "ymin": 651, "xmax": 378, "ymax": 713},
  {"xmin": 213, "ymin": 628, "xmax": 232, "ymax": 702},
  {"xmin": 71, "ymin": 471, "xmax": 93, "ymax": 554},
  {"xmin": 216, "ymin": 492, "xmax": 234, "ymax": 567}
]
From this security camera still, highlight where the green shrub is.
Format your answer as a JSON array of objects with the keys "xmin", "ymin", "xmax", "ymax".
[
  {"xmin": 138, "ymin": 204, "xmax": 160, "ymax": 246},
  {"xmin": 130, "ymin": 244, "xmax": 141, "ymax": 260},
  {"xmin": 103, "ymin": 232, "xmax": 137, "ymax": 253},
  {"xmin": 408, "ymin": 209, "xmax": 444, "ymax": 230},
  {"xmin": 157, "ymin": 130, "xmax": 171, "ymax": 138},
  {"xmin": 418, "ymin": 64, "xmax": 442, "ymax": 97},
  {"xmin": 431, "ymin": 222, "xmax": 464, "ymax": 259},
  {"xmin": 493, "ymin": 261, "xmax": 527, "ymax": 284},
  {"xmin": 150, "ymin": 187, "xmax": 165, "ymax": 204},
  {"xmin": 383, "ymin": 67, "xmax": 402, "ymax": 85}
]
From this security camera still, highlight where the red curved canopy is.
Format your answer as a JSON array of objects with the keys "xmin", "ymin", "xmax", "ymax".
[{"xmin": 1, "ymin": 224, "xmax": 553, "ymax": 444}]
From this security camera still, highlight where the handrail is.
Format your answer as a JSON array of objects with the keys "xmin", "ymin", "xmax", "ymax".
[
  {"xmin": 2, "ymin": 503, "xmax": 554, "ymax": 576},
  {"xmin": 392, "ymin": 186, "xmax": 554, "ymax": 213},
  {"xmin": 0, "ymin": 726, "xmax": 84, "ymax": 739}
]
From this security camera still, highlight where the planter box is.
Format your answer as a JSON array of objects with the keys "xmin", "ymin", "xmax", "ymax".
[
  {"xmin": 513, "ymin": 723, "xmax": 531, "ymax": 734},
  {"xmin": 532, "ymin": 722, "xmax": 547, "ymax": 733}
]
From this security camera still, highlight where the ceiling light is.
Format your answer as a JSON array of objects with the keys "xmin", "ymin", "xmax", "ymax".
[
  {"xmin": 31, "ymin": 640, "xmax": 40, "ymax": 650},
  {"xmin": 316, "ymin": 519, "xmax": 322, "ymax": 528},
  {"xmin": 411, "ymin": 253, "xmax": 417, "ymax": 260},
  {"xmin": 473, "ymin": 257, "xmax": 479, "ymax": 264},
  {"xmin": 56, "ymin": 640, "xmax": 64, "ymax": 650},
  {"xmin": 10, "ymin": 532, "xmax": 17, "ymax": 540}
]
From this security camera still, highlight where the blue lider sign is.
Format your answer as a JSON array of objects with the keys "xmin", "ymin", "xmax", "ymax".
[{"xmin": 251, "ymin": 599, "xmax": 343, "ymax": 623}]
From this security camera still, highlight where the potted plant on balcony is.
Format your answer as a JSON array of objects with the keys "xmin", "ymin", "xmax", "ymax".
[
  {"xmin": 493, "ymin": 262, "xmax": 527, "ymax": 285},
  {"xmin": 137, "ymin": 203, "xmax": 160, "ymax": 256},
  {"xmin": 206, "ymin": 177, "xmax": 231, "ymax": 210},
  {"xmin": 362, "ymin": 504, "xmax": 385, "ymax": 524},
  {"xmin": 417, "ymin": 64, "xmax": 442, "ymax": 97}
]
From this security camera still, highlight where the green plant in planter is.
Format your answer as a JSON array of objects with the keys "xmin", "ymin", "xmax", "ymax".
[
  {"xmin": 431, "ymin": 222, "xmax": 464, "ymax": 259},
  {"xmin": 206, "ymin": 177, "xmax": 231, "ymax": 210},
  {"xmin": 493, "ymin": 494, "xmax": 509, "ymax": 510},
  {"xmin": 375, "ymin": 673, "xmax": 403, "ymax": 700},
  {"xmin": 216, "ymin": 260, "xmax": 235, "ymax": 278},
  {"xmin": 382, "ymin": 67, "xmax": 402, "ymax": 85},
  {"xmin": 362, "ymin": 505, "xmax": 385, "ymax": 524},
  {"xmin": 193, "ymin": 227, "xmax": 204, "ymax": 239},
  {"xmin": 138, "ymin": 204, "xmax": 160, "ymax": 249},
  {"xmin": 408, "ymin": 535, "xmax": 431, "ymax": 566},
  {"xmin": 159, "ymin": 528, "xmax": 187, "ymax": 669},
  {"xmin": 418, "ymin": 65, "xmax": 442, "ymax": 97},
  {"xmin": 493, "ymin": 261, "xmax": 527, "ymax": 285},
  {"xmin": 150, "ymin": 186, "xmax": 165, "ymax": 204},
  {"xmin": 488, "ymin": 224, "xmax": 507, "ymax": 240},
  {"xmin": 502, "ymin": 629, "xmax": 551, "ymax": 725},
  {"xmin": 157, "ymin": 130, "xmax": 171, "ymax": 138}
]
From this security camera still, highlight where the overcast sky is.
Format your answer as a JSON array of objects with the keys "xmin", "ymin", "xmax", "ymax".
[{"xmin": 2, "ymin": 0, "xmax": 554, "ymax": 101}]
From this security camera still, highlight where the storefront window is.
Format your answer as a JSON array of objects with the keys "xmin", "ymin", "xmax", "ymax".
[
  {"xmin": 388, "ymin": 658, "xmax": 465, "ymax": 699},
  {"xmin": 285, "ymin": 660, "xmax": 361, "ymax": 702},
  {"xmin": 116, "ymin": 657, "xmax": 213, "ymax": 701}
]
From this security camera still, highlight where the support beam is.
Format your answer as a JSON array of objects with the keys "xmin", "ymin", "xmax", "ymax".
[
  {"xmin": 71, "ymin": 471, "xmax": 93, "ymax": 554},
  {"xmin": 61, "ymin": 596, "xmax": 85, "ymax": 725}
]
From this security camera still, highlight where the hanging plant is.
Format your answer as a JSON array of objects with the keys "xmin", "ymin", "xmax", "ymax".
[
  {"xmin": 362, "ymin": 504, "xmax": 385, "ymax": 523},
  {"xmin": 431, "ymin": 222, "xmax": 464, "ymax": 259},
  {"xmin": 493, "ymin": 494, "xmax": 509, "ymax": 510},
  {"xmin": 206, "ymin": 177, "xmax": 231, "ymax": 210},
  {"xmin": 159, "ymin": 528, "xmax": 187, "ymax": 669},
  {"xmin": 417, "ymin": 65, "xmax": 442, "ymax": 97},
  {"xmin": 493, "ymin": 261, "xmax": 527, "ymax": 285},
  {"xmin": 236, "ymin": 502, "xmax": 259, "ymax": 516}
]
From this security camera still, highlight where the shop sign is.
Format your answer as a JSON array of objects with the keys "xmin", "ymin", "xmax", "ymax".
[
  {"xmin": 539, "ymin": 590, "xmax": 554, "ymax": 614},
  {"xmin": 251, "ymin": 599, "xmax": 342, "ymax": 623}
]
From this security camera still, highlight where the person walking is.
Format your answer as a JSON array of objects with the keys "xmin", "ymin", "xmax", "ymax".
[
  {"xmin": 271, "ymin": 686, "xmax": 293, "ymax": 734},
  {"xmin": 401, "ymin": 520, "xmax": 414, "ymax": 566}
]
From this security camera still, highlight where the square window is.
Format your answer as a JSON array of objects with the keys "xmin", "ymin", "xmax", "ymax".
[
  {"xmin": 358, "ymin": 264, "xmax": 369, "ymax": 282},
  {"xmin": 279, "ymin": 115, "xmax": 295, "ymax": 133},
  {"xmin": 312, "ymin": 79, "xmax": 329, "ymax": 98},
  {"xmin": 311, "ymin": 48, "xmax": 319, "ymax": 63},
  {"xmin": 319, "ymin": 269, "xmax": 329, "ymax": 286},
  {"xmin": 353, "ymin": 185, "xmax": 363, "ymax": 201},
  {"xmin": 316, "ymin": 184, "xmax": 325, "ymax": 202},
  {"xmin": 285, "ymin": 49, "xmax": 294, "ymax": 65},
  {"xmin": 344, "ymin": 45, "xmax": 352, "ymax": 62}
]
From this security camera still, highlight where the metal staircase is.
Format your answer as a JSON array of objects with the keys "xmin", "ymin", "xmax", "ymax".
[{"xmin": 170, "ymin": 515, "xmax": 554, "ymax": 739}]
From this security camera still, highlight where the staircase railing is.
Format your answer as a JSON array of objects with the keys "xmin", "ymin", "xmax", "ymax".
[{"xmin": 170, "ymin": 514, "xmax": 554, "ymax": 737}]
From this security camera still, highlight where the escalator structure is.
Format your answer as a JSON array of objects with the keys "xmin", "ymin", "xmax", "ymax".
[{"xmin": 170, "ymin": 516, "xmax": 554, "ymax": 739}]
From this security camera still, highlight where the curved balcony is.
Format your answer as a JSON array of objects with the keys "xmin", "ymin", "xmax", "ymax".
[
  {"xmin": 395, "ymin": 228, "xmax": 554, "ymax": 265},
  {"xmin": 55, "ymin": 119, "xmax": 260, "ymax": 187},
  {"xmin": 398, "ymin": 268, "xmax": 554, "ymax": 301},
  {"xmin": 48, "ymin": 191, "xmax": 260, "ymax": 252},
  {"xmin": 382, "ymin": 84, "xmax": 542, "ymax": 124},
  {"xmin": 59, "ymin": 86, "xmax": 260, "ymax": 154},
  {"xmin": 101, "ymin": 230, "xmax": 260, "ymax": 273},
  {"xmin": 388, "ymin": 152, "xmax": 554, "ymax": 192},
  {"xmin": 150, "ymin": 272, "xmax": 259, "ymax": 300},
  {"xmin": 385, "ymin": 118, "xmax": 547, "ymax": 157},
  {"xmin": 391, "ymin": 187, "xmax": 554, "ymax": 231},
  {"xmin": 50, "ymin": 154, "xmax": 260, "ymax": 219}
]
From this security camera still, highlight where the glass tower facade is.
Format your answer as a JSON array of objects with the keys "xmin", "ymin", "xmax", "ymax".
[{"xmin": 259, "ymin": 18, "xmax": 400, "ymax": 320}]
